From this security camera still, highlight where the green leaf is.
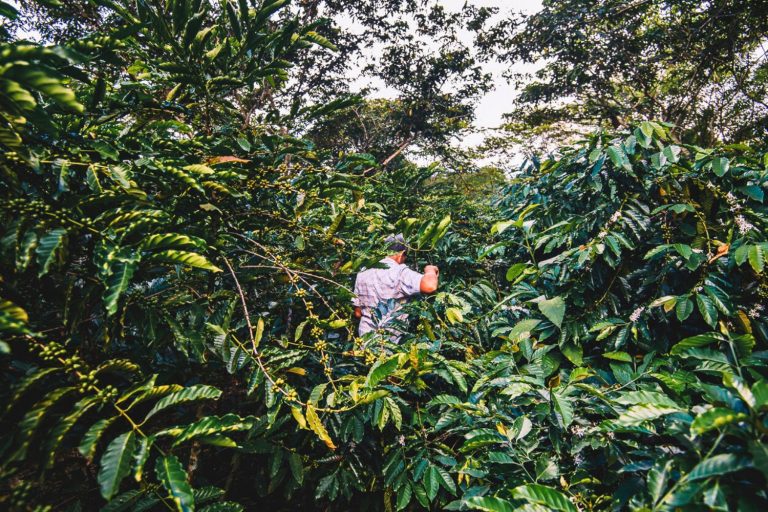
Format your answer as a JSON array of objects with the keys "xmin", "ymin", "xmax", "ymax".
[
  {"xmin": 249, "ymin": 318, "xmax": 264, "ymax": 351},
  {"xmin": 45, "ymin": 396, "xmax": 101, "ymax": 468},
  {"xmin": 748, "ymin": 245, "xmax": 764, "ymax": 273},
  {"xmin": 98, "ymin": 431, "xmax": 137, "ymax": 500},
  {"xmin": 423, "ymin": 465, "xmax": 440, "ymax": 501},
  {"xmin": 752, "ymin": 380, "xmax": 768, "ymax": 409},
  {"xmin": 704, "ymin": 286, "xmax": 731, "ymax": 315},
  {"xmin": 696, "ymin": 294, "xmax": 718, "ymax": 328},
  {"xmin": 142, "ymin": 233, "xmax": 205, "ymax": 251},
  {"xmin": 606, "ymin": 146, "xmax": 626, "ymax": 169},
  {"xmin": 691, "ymin": 407, "xmax": 748, "ymax": 435},
  {"xmin": 552, "ymin": 392, "xmax": 574, "ymax": 428},
  {"xmin": 366, "ymin": 356, "xmax": 399, "ymax": 387},
  {"xmin": 288, "ymin": 451, "xmax": 304, "ymax": 484},
  {"xmin": 168, "ymin": 414, "xmax": 254, "ymax": 446},
  {"xmin": 93, "ymin": 140, "xmax": 120, "ymax": 161},
  {"xmin": 508, "ymin": 318, "xmax": 541, "ymax": 342},
  {"xmin": 103, "ymin": 259, "xmax": 137, "ymax": 317},
  {"xmin": 640, "ymin": 121, "xmax": 654, "ymax": 138},
  {"xmin": 615, "ymin": 404, "xmax": 680, "ymax": 426},
  {"xmin": 602, "ymin": 351, "xmax": 632, "ymax": 362},
  {"xmin": 687, "ymin": 454, "xmax": 750, "ymax": 481},
  {"xmin": 490, "ymin": 220, "xmax": 514, "ymax": 235},
  {"xmin": 432, "ymin": 466, "xmax": 456, "ymax": 495},
  {"xmin": 0, "ymin": 299, "xmax": 28, "ymax": 336},
  {"xmin": 155, "ymin": 455, "xmax": 195, "ymax": 512},
  {"xmin": 35, "ymin": 228, "xmax": 66, "ymax": 276},
  {"xmin": 614, "ymin": 391, "xmax": 679, "ymax": 408},
  {"xmin": 670, "ymin": 333, "xmax": 723, "ymax": 355},
  {"xmin": 734, "ymin": 244, "xmax": 749, "ymax": 265},
  {"xmin": 461, "ymin": 433, "xmax": 503, "ymax": 452},
  {"xmin": 675, "ymin": 297, "xmax": 694, "ymax": 321},
  {"xmin": 663, "ymin": 145, "xmax": 681, "ymax": 163},
  {"xmin": 712, "ymin": 157, "xmax": 729, "ymax": 177},
  {"xmin": 505, "ymin": 263, "xmax": 528, "ymax": 282},
  {"xmin": 254, "ymin": 0, "xmax": 289, "ymax": 26},
  {"xmin": 500, "ymin": 382, "xmax": 532, "ymax": 399},
  {"xmin": 511, "ymin": 484, "xmax": 577, "ymax": 512},
  {"xmin": 0, "ymin": 1, "xmax": 19, "ymax": 19},
  {"xmin": 14, "ymin": 386, "xmax": 77, "ymax": 459},
  {"xmin": 396, "ymin": 482, "xmax": 412, "ymax": 511},
  {"xmin": 732, "ymin": 334, "xmax": 755, "ymax": 357},
  {"xmin": 133, "ymin": 436, "xmax": 152, "ymax": 482},
  {"xmin": 236, "ymin": 136, "xmax": 251, "ymax": 151},
  {"xmin": 648, "ymin": 460, "xmax": 673, "ymax": 505},
  {"xmin": 79, "ymin": 416, "xmax": 119, "ymax": 460},
  {"xmin": 150, "ymin": 249, "xmax": 222, "ymax": 272},
  {"xmin": 464, "ymin": 496, "xmax": 514, "ymax": 512},
  {"xmin": 749, "ymin": 441, "xmax": 768, "ymax": 480},
  {"xmin": 723, "ymin": 373, "xmax": 756, "ymax": 409},
  {"xmin": 101, "ymin": 490, "xmax": 146, "ymax": 512},
  {"xmin": 303, "ymin": 31, "xmax": 338, "ymax": 51},
  {"xmin": 537, "ymin": 296, "xmax": 565, "ymax": 328},
  {"xmin": 144, "ymin": 384, "xmax": 222, "ymax": 421}
]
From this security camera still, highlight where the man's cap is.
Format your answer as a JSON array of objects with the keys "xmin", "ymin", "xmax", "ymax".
[{"xmin": 385, "ymin": 233, "xmax": 407, "ymax": 253}]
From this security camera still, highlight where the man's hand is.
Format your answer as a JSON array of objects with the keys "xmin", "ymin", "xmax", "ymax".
[{"xmin": 420, "ymin": 265, "xmax": 440, "ymax": 294}]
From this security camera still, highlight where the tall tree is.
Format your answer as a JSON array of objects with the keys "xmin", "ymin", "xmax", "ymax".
[
  {"xmin": 492, "ymin": 0, "xmax": 768, "ymax": 145},
  {"xmin": 279, "ymin": 0, "xmax": 499, "ymax": 164}
]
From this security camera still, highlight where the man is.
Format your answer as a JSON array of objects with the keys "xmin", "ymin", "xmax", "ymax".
[{"xmin": 352, "ymin": 234, "xmax": 439, "ymax": 339}]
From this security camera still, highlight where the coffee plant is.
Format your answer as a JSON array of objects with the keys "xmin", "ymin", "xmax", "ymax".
[{"xmin": 1, "ymin": 1, "xmax": 767, "ymax": 511}]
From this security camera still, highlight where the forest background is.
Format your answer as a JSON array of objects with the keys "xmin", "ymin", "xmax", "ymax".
[{"xmin": 1, "ymin": 1, "xmax": 768, "ymax": 511}]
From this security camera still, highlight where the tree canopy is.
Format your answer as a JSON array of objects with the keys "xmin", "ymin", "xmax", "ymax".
[{"xmin": 495, "ymin": 0, "xmax": 768, "ymax": 146}]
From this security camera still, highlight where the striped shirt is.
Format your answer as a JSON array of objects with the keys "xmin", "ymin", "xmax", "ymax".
[{"xmin": 352, "ymin": 258, "xmax": 423, "ymax": 337}]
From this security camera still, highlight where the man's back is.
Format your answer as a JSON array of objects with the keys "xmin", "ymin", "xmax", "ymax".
[{"xmin": 353, "ymin": 258, "xmax": 423, "ymax": 336}]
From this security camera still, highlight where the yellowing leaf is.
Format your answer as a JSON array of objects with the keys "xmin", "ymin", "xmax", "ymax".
[
  {"xmin": 446, "ymin": 307, "xmax": 464, "ymax": 324},
  {"xmin": 253, "ymin": 317, "xmax": 265, "ymax": 349},
  {"xmin": 291, "ymin": 406, "xmax": 307, "ymax": 430},
  {"xmin": 305, "ymin": 404, "xmax": 336, "ymax": 450}
]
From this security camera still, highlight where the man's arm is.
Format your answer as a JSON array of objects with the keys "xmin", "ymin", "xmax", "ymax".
[
  {"xmin": 420, "ymin": 265, "xmax": 439, "ymax": 294},
  {"xmin": 352, "ymin": 274, "xmax": 362, "ymax": 319}
]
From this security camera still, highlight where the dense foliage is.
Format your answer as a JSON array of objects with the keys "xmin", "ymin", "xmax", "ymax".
[
  {"xmin": 493, "ymin": 0, "xmax": 768, "ymax": 146},
  {"xmin": 1, "ymin": 1, "xmax": 767, "ymax": 512}
]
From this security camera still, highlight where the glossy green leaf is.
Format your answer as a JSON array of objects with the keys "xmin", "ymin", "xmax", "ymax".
[
  {"xmin": 465, "ymin": 496, "xmax": 515, "ymax": 512},
  {"xmin": 537, "ymin": 296, "xmax": 565, "ymax": 328},
  {"xmin": 150, "ymin": 250, "xmax": 222, "ymax": 272},
  {"xmin": 98, "ymin": 431, "xmax": 137, "ymax": 500},
  {"xmin": 671, "ymin": 333, "xmax": 723, "ymax": 355},
  {"xmin": 144, "ymin": 384, "xmax": 222, "ymax": 421},
  {"xmin": 511, "ymin": 484, "xmax": 577, "ymax": 512},
  {"xmin": 103, "ymin": 259, "xmax": 137, "ymax": 317},
  {"xmin": 156, "ymin": 454, "xmax": 195, "ymax": 512},
  {"xmin": 366, "ymin": 356, "xmax": 399, "ymax": 387},
  {"xmin": 35, "ymin": 228, "xmax": 67, "ymax": 277},
  {"xmin": 687, "ymin": 454, "xmax": 750, "ymax": 481},
  {"xmin": 696, "ymin": 294, "xmax": 718, "ymax": 328}
]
